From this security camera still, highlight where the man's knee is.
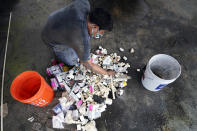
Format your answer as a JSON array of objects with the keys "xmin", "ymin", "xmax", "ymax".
[{"xmin": 53, "ymin": 46, "xmax": 79, "ymax": 66}]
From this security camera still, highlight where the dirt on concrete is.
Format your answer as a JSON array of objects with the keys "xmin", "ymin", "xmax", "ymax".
[{"xmin": 2, "ymin": 0, "xmax": 197, "ymax": 131}]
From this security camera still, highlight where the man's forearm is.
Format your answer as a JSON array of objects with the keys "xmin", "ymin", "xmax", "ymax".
[
  {"xmin": 89, "ymin": 63, "xmax": 109, "ymax": 75},
  {"xmin": 81, "ymin": 60, "xmax": 108, "ymax": 75}
]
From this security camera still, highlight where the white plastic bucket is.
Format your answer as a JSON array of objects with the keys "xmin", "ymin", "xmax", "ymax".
[{"xmin": 141, "ymin": 54, "xmax": 181, "ymax": 91}]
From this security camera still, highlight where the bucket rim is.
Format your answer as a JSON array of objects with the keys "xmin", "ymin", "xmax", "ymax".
[
  {"xmin": 10, "ymin": 71, "xmax": 44, "ymax": 103},
  {"xmin": 147, "ymin": 54, "xmax": 181, "ymax": 81}
]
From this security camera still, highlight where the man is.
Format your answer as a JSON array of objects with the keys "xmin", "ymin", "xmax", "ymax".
[{"xmin": 42, "ymin": 0, "xmax": 115, "ymax": 75}]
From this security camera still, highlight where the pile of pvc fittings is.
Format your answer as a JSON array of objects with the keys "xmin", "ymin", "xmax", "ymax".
[{"xmin": 47, "ymin": 46, "xmax": 131, "ymax": 130}]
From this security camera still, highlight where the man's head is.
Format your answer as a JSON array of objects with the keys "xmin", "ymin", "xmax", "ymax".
[{"xmin": 88, "ymin": 8, "xmax": 113, "ymax": 38}]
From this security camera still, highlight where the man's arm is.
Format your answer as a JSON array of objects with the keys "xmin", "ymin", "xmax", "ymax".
[{"xmin": 81, "ymin": 60, "xmax": 115, "ymax": 76}]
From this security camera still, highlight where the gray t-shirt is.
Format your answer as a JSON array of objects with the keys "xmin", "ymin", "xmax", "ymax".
[{"xmin": 42, "ymin": 0, "xmax": 90, "ymax": 61}]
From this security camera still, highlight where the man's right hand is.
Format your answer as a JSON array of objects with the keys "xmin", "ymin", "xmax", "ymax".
[
  {"xmin": 107, "ymin": 70, "xmax": 116, "ymax": 76},
  {"xmin": 81, "ymin": 60, "xmax": 116, "ymax": 76}
]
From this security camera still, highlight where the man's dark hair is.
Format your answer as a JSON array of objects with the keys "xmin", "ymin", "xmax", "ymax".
[{"xmin": 89, "ymin": 8, "xmax": 113, "ymax": 31}]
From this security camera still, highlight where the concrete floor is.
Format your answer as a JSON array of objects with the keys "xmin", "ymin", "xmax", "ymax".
[{"xmin": 2, "ymin": 0, "xmax": 197, "ymax": 130}]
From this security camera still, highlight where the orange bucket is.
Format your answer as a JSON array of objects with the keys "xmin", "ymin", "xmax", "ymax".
[{"xmin": 10, "ymin": 71, "xmax": 54, "ymax": 107}]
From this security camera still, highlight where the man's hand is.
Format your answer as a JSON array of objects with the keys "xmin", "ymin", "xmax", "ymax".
[
  {"xmin": 81, "ymin": 60, "xmax": 116, "ymax": 76},
  {"xmin": 107, "ymin": 70, "xmax": 116, "ymax": 76}
]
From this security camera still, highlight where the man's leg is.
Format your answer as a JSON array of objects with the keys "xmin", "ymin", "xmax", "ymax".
[{"xmin": 52, "ymin": 45, "xmax": 79, "ymax": 66}]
